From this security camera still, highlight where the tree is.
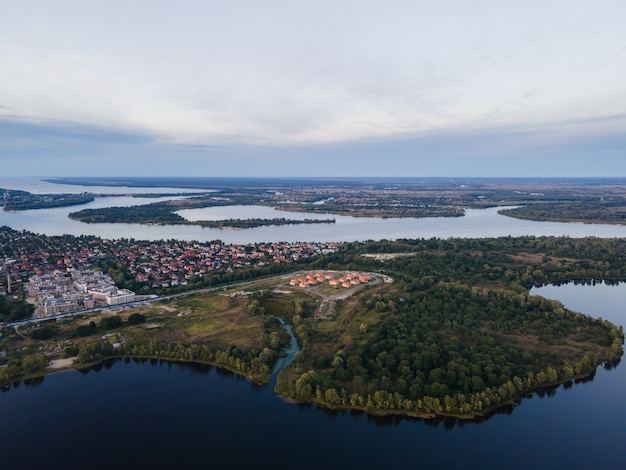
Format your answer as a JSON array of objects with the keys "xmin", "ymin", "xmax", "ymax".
[{"xmin": 127, "ymin": 313, "xmax": 146, "ymax": 325}]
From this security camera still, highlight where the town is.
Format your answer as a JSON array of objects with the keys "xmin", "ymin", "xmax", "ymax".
[
  {"xmin": 0, "ymin": 226, "xmax": 339, "ymax": 320},
  {"xmin": 25, "ymin": 269, "xmax": 141, "ymax": 317}
]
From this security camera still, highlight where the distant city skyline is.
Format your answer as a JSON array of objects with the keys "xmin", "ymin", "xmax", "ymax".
[{"xmin": 1, "ymin": 1, "xmax": 625, "ymax": 177}]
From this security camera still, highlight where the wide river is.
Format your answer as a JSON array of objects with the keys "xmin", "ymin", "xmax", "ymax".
[
  {"xmin": 1, "ymin": 178, "xmax": 626, "ymax": 468},
  {"xmin": 3, "ymin": 178, "xmax": 626, "ymax": 243}
]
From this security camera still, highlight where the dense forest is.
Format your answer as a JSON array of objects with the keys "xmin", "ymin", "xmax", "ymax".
[
  {"xmin": 275, "ymin": 237, "xmax": 625, "ymax": 417},
  {"xmin": 69, "ymin": 202, "xmax": 334, "ymax": 228}
]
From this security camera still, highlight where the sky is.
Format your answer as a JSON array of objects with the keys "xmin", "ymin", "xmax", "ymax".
[{"xmin": 1, "ymin": 1, "xmax": 625, "ymax": 177}]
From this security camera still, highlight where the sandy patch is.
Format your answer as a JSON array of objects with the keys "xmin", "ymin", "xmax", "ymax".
[
  {"xmin": 362, "ymin": 253, "xmax": 415, "ymax": 261},
  {"xmin": 48, "ymin": 357, "xmax": 75, "ymax": 370},
  {"xmin": 272, "ymin": 289, "xmax": 292, "ymax": 295}
]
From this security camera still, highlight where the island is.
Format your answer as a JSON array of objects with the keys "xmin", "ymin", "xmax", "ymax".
[
  {"xmin": 1, "ymin": 231, "xmax": 624, "ymax": 419},
  {"xmin": 1, "ymin": 188, "xmax": 94, "ymax": 211},
  {"xmin": 50, "ymin": 176, "xmax": 626, "ymax": 225},
  {"xmin": 69, "ymin": 202, "xmax": 335, "ymax": 229}
]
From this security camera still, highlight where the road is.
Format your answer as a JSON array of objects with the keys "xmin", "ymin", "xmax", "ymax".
[{"xmin": 5, "ymin": 270, "xmax": 388, "ymax": 327}]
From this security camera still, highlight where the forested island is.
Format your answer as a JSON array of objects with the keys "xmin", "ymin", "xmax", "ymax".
[
  {"xmin": 0, "ymin": 188, "xmax": 94, "ymax": 211},
  {"xmin": 1, "ymin": 235, "xmax": 624, "ymax": 419},
  {"xmin": 69, "ymin": 203, "xmax": 334, "ymax": 229}
]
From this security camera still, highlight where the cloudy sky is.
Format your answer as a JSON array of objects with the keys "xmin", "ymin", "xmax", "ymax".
[{"xmin": 1, "ymin": 1, "xmax": 625, "ymax": 177}]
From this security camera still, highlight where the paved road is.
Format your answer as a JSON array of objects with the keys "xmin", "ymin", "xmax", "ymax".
[{"xmin": 5, "ymin": 270, "xmax": 387, "ymax": 327}]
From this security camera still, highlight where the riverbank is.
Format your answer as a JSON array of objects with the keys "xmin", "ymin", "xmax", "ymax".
[{"xmin": 274, "ymin": 363, "xmax": 606, "ymax": 421}]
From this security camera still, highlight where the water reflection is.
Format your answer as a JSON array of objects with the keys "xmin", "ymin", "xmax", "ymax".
[
  {"xmin": 22, "ymin": 376, "xmax": 45, "ymax": 387},
  {"xmin": 574, "ymin": 371, "xmax": 596, "ymax": 384},
  {"xmin": 535, "ymin": 386, "xmax": 558, "ymax": 398},
  {"xmin": 604, "ymin": 357, "xmax": 622, "ymax": 370}
]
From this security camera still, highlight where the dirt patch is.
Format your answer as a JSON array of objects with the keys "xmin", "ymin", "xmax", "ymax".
[
  {"xmin": 48, "ymin": 357, "xmax": 75, "ymax": 369},
  {"xmin": 507, "ymin": 253, "xmax": 578, "ymax": 266},
  {"xmin": 507, "ymin": 253, "xmax": 546, "ymax": 264},
  {"xmin": 362, "ymin": 253, "xmax": 416, "ymax": 261},
  {"xmin": 158, "ymin": 305, "xmax": 176, "ymax": 312}
]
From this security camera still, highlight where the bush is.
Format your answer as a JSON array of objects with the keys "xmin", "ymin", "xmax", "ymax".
[
  {"xmin": 127, "ymin": 313, "xmax": 146, "ymax": 325},
  {"xmin": 31, "ymin": 326, "xmax": 58, "ymax": 340}
]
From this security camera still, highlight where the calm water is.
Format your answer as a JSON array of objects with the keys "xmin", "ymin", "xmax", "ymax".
[
  {"xmin": 4, "ymin": 178, "xmax": 626, "ymax": 243},
  {"xmin": 0, "ymin": 177, "xmax": 213, "ymax": 195},
  {"xmin": 1, "ymin": 284, "xmax": 624, "ymax": 469}
]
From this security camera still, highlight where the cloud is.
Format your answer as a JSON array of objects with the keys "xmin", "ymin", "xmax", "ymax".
[
  {"xmin": 0, "ymin": 1, "xmax": 625, "ymax": 178},
  {"xmin": 1, "ymin": 1, "xmax": 625, "ymax": 149},
  {"xmin": 0, "ymin": 116, "xmax": 152, "ymax": 146},
  {"xmin": 5, "ymin": 110, "xmax": 625, "ymax": 178}
]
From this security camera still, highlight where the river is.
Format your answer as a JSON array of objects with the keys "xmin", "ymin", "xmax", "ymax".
[{"xmin": 4, "ymin": 178, "xmax": 626, "ymax": 243}]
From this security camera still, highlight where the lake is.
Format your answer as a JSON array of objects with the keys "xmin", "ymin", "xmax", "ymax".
[{"xmin": 0, "ymin": 283, "xmax": 624, "ymax": 469}]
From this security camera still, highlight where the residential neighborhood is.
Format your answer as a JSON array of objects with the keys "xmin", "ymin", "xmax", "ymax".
[{"xmin": 0, "ymin": 226, "xmax": 339, "ymax": 304}]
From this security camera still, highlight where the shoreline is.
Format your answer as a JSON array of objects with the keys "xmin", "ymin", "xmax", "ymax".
[{"xmin": 0, "ymin": 348, "xmax": 612, "ymax": 424}]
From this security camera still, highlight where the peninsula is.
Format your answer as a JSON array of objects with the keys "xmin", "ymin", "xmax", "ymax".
[{"xmin": 1, "ymin": 231, "xmax": 623, "ymax": 420}]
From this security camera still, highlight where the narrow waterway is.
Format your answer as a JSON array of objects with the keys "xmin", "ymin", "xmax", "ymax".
[{"xmin": 270, "ymin": 319, "xmax": 300, "ymax": 386}]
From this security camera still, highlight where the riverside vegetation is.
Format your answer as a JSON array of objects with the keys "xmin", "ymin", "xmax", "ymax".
[{"xmin": 1, "ymin": 236, "xmax": 624, "ymax": 419}]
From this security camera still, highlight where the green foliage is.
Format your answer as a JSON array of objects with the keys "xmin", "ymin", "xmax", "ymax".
[
  {"xmin": 21, "ymin": 354, "xmax": 47, "ymax": 373},
  {"xmin": 31, "ymin": 325, "xmax": 58, "ymax": 340},
  {"xmin": 100, "ymin": 315, "xmax": 122, "ymax": 331},
  {"xmin": 75, "ymin": 321, "xmax": 97, "ymax": 337},
  {"xmin": 286, "ymin": 237, "xmax": 626, "ymax": 417},
  {"xmin": 127, "ymin": 313, "xmax": 146, "ymax": 325},
  {"xmin": 76, "ymin": 342, "xmax": 114, "ymax": 364},
  {"xmin": 64, "ymin": 344, "xmax": 80, "ymax": 357},
  {"xmin": 0, "ymin": 296, "xmax": 35, "ymax": 322},
  {"xmin": 116, "ymin": 340, "xmax": 273, "ymax": 382},
  {"xmin": 0, "ymin": 354, "xmax": 47, "ymax": 387},
  {"xmin": 97, "ymin": 258, "xmax": 144, "ymax": 291}
]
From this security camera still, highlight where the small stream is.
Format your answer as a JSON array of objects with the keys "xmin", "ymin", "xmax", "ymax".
[{"xmin": 270, "ymin": 319, "xmax": 300, "ymax": 386}]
